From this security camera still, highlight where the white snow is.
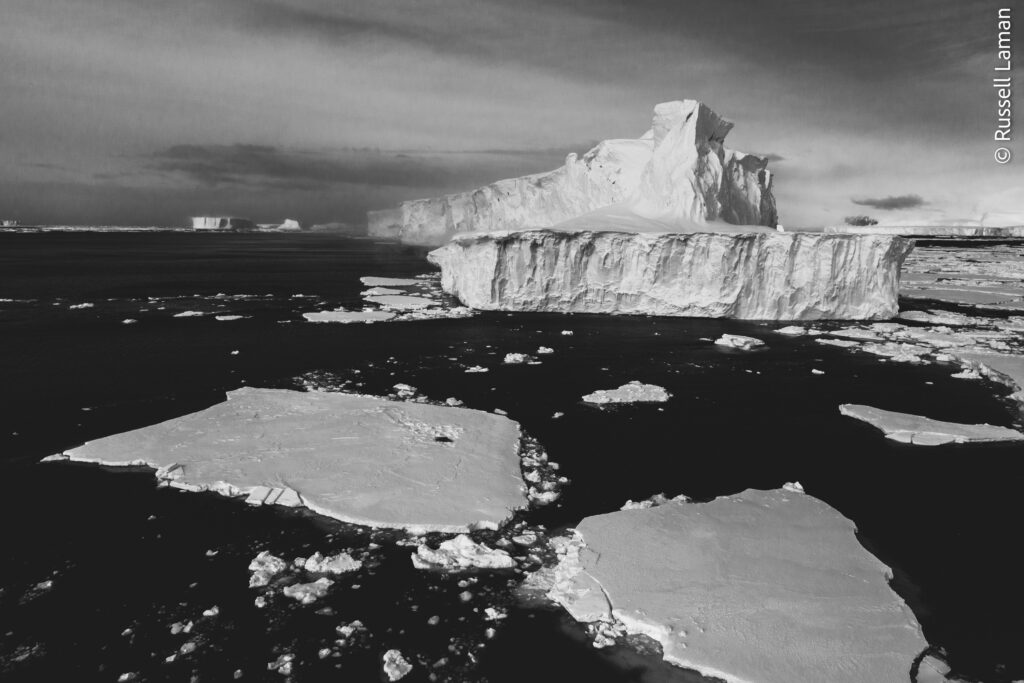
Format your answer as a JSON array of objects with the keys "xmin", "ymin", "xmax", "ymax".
[
  {"xmin": 53, "ymin": 388, "xmax": 529, "ymax": 532},
  {"xmin": 546, "ymin": 487, "xmax": 927, "ymax": 683},
  {"xmin": 410, "ymin": 534, "xmax": 514, "ymax": 570},
  {"xmin": 714, "ymin": 334, "xmax": 765, "ymax": 350},
  {"xmin": 581, "ymin": 381, "xmax": 671, "ymax": 404},
  {"xmin": 839, "ymin": 404, "xmax": 1023, "ymax": 445}
]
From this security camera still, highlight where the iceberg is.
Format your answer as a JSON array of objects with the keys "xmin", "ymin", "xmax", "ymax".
[
  {"xmin": 370, "ymin": 100, "xmax": 776, "ymax": 246},
  {"xmin": 49, "ymin": 387, "xmax": 528, "ymax": 532},
  {"xmin": 839, "ymin": 404, "xmax": 1024, "ymax": 445},
  {"xmin": 428, "ymin": 229, "xmax": 910, "ymax": 320},
  {"xmin": 547, "ymin": 487, "xmax": 928, "ymax": 683}
]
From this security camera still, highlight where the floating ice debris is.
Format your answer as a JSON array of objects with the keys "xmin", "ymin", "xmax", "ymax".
[
  {"xmin": 173, "ymin": 311, "xmax": 206, "ymax": 317},
  {"xmin": 392, "ymin": 383, "xmax": 418, "ymax": 399},
  {"xmin": 620, "ymin": 492, "xmax": 689, "ymax": 510},
  {"xmin": 382, "ymin": 649, "xmax": 412, "ymax": 681},
  {"xmin": 230, "ymin": 350, "xmax": 240, "ymax": 355},
  {"xmin": 839, "ymin": 404, "xmax": 1024, "ymax": 445},
  {"xmin": 411, "ymin": 535, "xmax": 514, "ymax": 570},
  {"xmin": 811, "ymin": 369, "xmax": 824, "ymax": 375},
  {"xmin": 267, "ymin": 653, "xmax": 294, "ymax": 675},
  {"xmin": 121, "ymin": 319, "xmax": 137, "ymax": 324},
  {"xmin": 714, "ymin": 334, "xmax": 765, "ymax": 350},
  {"xmin": 282, "ymin": 577, "xmax": 333, "ymax": 604},
  {"xmin": 561, "ymin": 330, "xmax": 574, "ymax": 336},
  {"xmin": 483, "ymin": 607, "xmax": 507, "ymax": 621},
  {"xmin": 536, "ymin": 346, "xmax": 555, "ymax": 354},
  {"xmin": 774, "ymin": 325, "xmax": 807, "ymax": 336},
  {"xmin": 202, "ymin": 605, "xmax": 219, "ymax": 617},
  {"xmin": 169, "ymin": 621, "xmax": 193, "ymax": 635},
  {"xmin": 303, "ymin": 308, "xmax": 397, "ymax": 324},
  {"xmin": 69, "ymin": 303, "xmax": 94, "ymax": 309},
  {"xmin": 502, "ymin": 353, "xmax": 529, "ymax": 364},
  {"xmin": 362, "ymin": 286, "xmax": 405, "ymax": 296},
  {"xmin": 214, "ymin": 315, "xmax": 245, "ymax": 321},
  {"xmin": 249, "ymin": 551, "xmax": 288, "ymax": 587},
  {"xmin": 582, "ymin": 381, "xmax": 670, "ymax": 405},
  {"xmin": 55, "ymin": 388, "xmax": 528, "ymax": 532},
  {"xmin": 360, "ymin": 276, "xmax": 420, "ymax": 287},
  {"xmin": 301, "ymin": 551, "xmax": 362, "ymax": 574},
  {"xmin": 365, "ymin": 294, "xmax": 434, "ymax": 310},
  {"xmin": 547, "ymin": 487, "xmax": 927, "ymax": 683},
  {"xmin": 464, "ymin": 365, "xmax": 489, "ymax": 373},
  {"xmin": 335, "ymin": 620, "xmax": 365, "ymax": 639}
]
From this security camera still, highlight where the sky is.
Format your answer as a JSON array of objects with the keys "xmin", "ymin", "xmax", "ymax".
[{"xmin": 0, "ymin": 0, "xmax": 1020, "ymax": 228}]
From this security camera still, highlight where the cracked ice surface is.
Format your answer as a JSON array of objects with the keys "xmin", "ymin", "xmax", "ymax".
[
  {"xmin": 547, "ymin": 488, "xmax": 927, "ymax": 683},
  {"xmin": 52, "ymin": 387, "xmax": 527, "ymax": 532},
  {"xmin": 839, "ymin": 404, "xmax": 1024, "ymax": 445}
]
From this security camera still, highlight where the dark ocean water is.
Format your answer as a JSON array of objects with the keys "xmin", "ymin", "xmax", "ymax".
[{"xmin": 1, "ymin": 233, "xmax": 1022, "ymax": 682}]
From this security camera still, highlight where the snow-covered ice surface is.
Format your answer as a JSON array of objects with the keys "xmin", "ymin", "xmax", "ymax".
[
  {"xmin": 901, "ymin": 243, "xmax": 1024, "ymax": 309},
  {"xmin": 49, "ymin": 387, "xmax": 528, "ymax": 532},
  {"xmin": 370, "ymin": 99, "xmax": 777, "ymax": 246},
  {"xmin": 546, "ymin": 487, "xmax": 928, "ymax": 683},
  {"xmin": 581, "ymin": 381, "xmax": 670, "ymax": 404},
  {"xmin": 839, "ymin": 404, "xmax": 1024, "ymax": 445},
  {"xmin": 428, "ymin": 230, "xmax": 910, "ymax": 320}
]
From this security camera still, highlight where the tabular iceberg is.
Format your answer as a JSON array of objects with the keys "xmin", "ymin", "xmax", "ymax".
[
  {"xmin": 428, "ymin": 229, "xmax": 911, "ymax": 320},
  {"xmin": 369, "ymin": 99, "xmax": 777, "ymax": 246}
]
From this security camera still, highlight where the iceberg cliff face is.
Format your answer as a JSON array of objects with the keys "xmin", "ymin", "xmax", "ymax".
[
  {"xmin": 370, "ymin": 100, "xmax": 776, "ymax": 246},
  {"xmin": 427, "ymin": 230, "xmax": 912, "ymax": 320}
]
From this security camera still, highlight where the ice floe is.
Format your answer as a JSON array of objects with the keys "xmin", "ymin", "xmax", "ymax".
[
  {"xmin": 248, "ymin": 551, "xmax": 288, "ymax": 587},
  {"xmin": 545, "ymin": 487, "xmax": 927, "ymax": 683},
  {"xmin": 382, "ymin": 649, "xmax": 412, "ymax": 681},
  {"xmin": 282, "ymin": 577, "xmax": 333, "ymax": 604},
  {"xmin": 714, "ymin": 334, "xmax": 765, "ymax": 350},
  {"xmin": 410, "ymin": 535, "xmax": 514, "ymax": 570},
  {"xmin": 303, "ymin": 309, "xmax": 397, "ymax": 324},
  {"xmin": 839, "ymin": 404, "xmax": 1023, "ymax": 445},
  {"xmin": 581, "ymin": 381, "xmax": 670, "ymax": 404},
  {"xmin": 48, "ymin": 387, "xmax": 529, "ymax": 532},
  {"xmin": 299, "ymin": 551, "xmax": 362, "ymax": 574}
]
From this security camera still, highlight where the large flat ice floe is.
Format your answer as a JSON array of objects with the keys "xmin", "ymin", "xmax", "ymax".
[
  {"xmin": 839, "ymin": 404, "xmax": 1023, "ymax": 445},
  {"xmin": 547, "ymin": 487, "xmax": 927, "ymax": 683},
  {"xmin": 46, "ymin": 388, "xmax": 528, "ymax": 532},
  {"xmin": 369, "ymin": 99, "xmax": 777, "ymax": 246},
  {"xmin": 428, "ymin": 229, "xmax": 911, "ymax": 320}
]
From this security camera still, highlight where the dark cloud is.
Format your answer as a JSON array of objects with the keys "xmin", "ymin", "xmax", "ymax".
[
  {"xmin": 149, "ymin": 142, "xmax": 587, "ymax": 192},
  {"xmin": 852, "ymin": 194, "xmax": 926, "ymax": 210}
]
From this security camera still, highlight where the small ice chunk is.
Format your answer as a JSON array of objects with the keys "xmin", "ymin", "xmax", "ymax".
[
  {"xmin": 582, "ymin": 381, "xmax": 670, "ymax": 405},
  {"xmin": 282, "ymin": 577, "xmax": 334, "ymax": 604},
  {"xmin": 268, "ymin": 653, "xmax": 294, "ymax": 676},
  {"xmin": 249, "ymin": 551, "xmax": 288, "ymax": 588},
  {"xmin": 536, "ymin": 346, "xmax": 555, "ymax": 354},
  {"xmin": 215, "ymin": 315, "xmax": 244, "ymax": 321},
  {"xmin": 774, "ymin": 326, "xmax": 807, "ymax": 336},
  {"xmin": 560, "ymin": 330, "xmax": 574, "ymax": 336},
  {"xmin": 69, "ymin": 303, "xmax": 94, "ymax": 309},
  {"xmin": 503, "ymin": 353, "xmax": 529, "ymax": 364},
  {"xmin": 121, "ymin": 319, "xmax": 138, "ymax": 324},
  {"xmin": 303, "ymin": 551, "xmax": 362, "ymax": 574},
  {"xmin": 714, "ymin": 334, "xmax": 765, "ymax": 350},
  {"xmin": 464, "ymin": 365, "xmax": 489, "ymax": 373},
  {"xmin": 412, "ymin": 535, "xmax": 514, "ymax": 570},
  {"xmin": 382, "ymin": 649, "xmax": 412, "ymax": 681},
  {"xmin": 173, "ymin": 311, "xmax": 206, "ymax": 317}
]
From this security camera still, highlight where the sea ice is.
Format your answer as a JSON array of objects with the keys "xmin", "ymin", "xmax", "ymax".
[
  {"xmin": 581, "ymin": 381, "xmax": 670, "ymax": 404},
  {"xmin": 51, "ymin": 388, "xmax": 528, "ymax": 532},
  {"xmin": 302, "ymin": 309, "xmax": 397, "ymax": 324},
  {"xmin": 248, "ymin": 551, "xmax": 288, "ymax": 587},
  {"xmin": 502, "ymin": 353, "xmax": 529, "ymax": 364},
  {"xmin": 173, "ymin": 311, "xmax": 206, "ymax": 317},
  {"xmin": 774, "ymin": 325, "xmax": 807, "ymax": 336},
  {"xmin": 359, "ymin": 276, "xmax": 420, "ymax": 287},
  {"xmin": 547, "ymin": 487, "xmax": 928, "ymax": 683},
  {"xmin": 382, "ymin": 649, "xmax": 412, "ymax": 681},
  {"xmin": 282, "ymin": 577, "xmax": 333, "ymax": 604},
  {"xmin": 301, "ymin": 551, "xmax": 362, "ymax": 574},
  {"xmin": 714, "ymin": 334, "xmax": 765, "ymax": 350},
  {"xmin": 839, "ymin": 404, "xmax": 1023, "ymax": 445},
  {"xmin": 364, "ymin": 295, "xmax": 434, "ymax": 310},
  {"xmin": 410, "ymin": 535, "xmax": 514, "ymax": 570}
]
